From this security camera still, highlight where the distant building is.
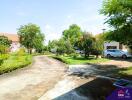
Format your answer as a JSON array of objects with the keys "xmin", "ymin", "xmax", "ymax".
[
  {"xmin": 0, "ymin": 33, "xmax": 20, "ymax": 52},
  {"xmin": 104, "ymin": 41, "xmax": 128, "ymax": 52}
]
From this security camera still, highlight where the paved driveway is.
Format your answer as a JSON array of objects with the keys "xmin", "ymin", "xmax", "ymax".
[
  {"xmin": 0, "ymin": 56, "xmax": 67, "ymax": 100},
  {"xmin": 0, "ymin": 56, "xmax": 131, "ymax": 100}
]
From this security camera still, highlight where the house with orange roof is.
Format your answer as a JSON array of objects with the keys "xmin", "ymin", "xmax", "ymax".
[{"xmin": 0, "ymin": 33, "xmax": 20, "ymax": 52}]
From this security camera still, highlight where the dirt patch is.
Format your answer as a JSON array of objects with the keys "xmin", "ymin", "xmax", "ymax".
[{"xmin": 100, "ymin": 58, "xmax": 132, "ymax": 68}]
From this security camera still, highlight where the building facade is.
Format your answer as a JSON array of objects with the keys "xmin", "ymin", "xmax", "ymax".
[
  {"xmin": 104, "ymin": 41, "xmax": 128, "ymax": 52},
  {"xmin": 0, "ymin": 33, "xmax": 20, "ymax": 52}
]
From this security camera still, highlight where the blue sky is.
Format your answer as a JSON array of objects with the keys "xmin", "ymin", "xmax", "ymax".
[{"xmin": 0, "ymin": 0, "xmax": 108, "ymax": 43}]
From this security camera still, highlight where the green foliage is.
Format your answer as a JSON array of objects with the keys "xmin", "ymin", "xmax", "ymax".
[
  {"xmin": 49, "ymin": 24, "xmax": 83, "ymax": 55},
  {"xmin": 120, "ymin": 67, "xmax": 132, "ymax": 75},
  {"xmin": 0, "ymin": 54, "xmax": 9, "ymax": 65},
  {"xmin": 0, "ymin": 36, "xmax": 11, "ymax": 54},
  {"xmin": 71, "ymin": 53, "xmax": 79, "ymax": 59},
  {"xmin": 0, "ymin": 36, "xmax": 11, "ymax": 46},
  {"xmin": 76, "ymin": 32, "xmax": 95, "ymax": 58},
  {"xmin": 62, "ymin": 24, "xmax": 83, "ymax": 46},
  {"xmin": 0, "ymin": 54, "xmax": 32, "ymax": 74},
  {"xmin": 48, "ymin": 40, "xmax": 58, "ymax": 51},
  {"xmin": 33, "ymin": 33, "xmax": 45, "ymax": 53},
  {"xmin": 0, "ymin": 45, "xmax": 9, "ymax": 54},
  {"xmin": 100, "ymin": 0, "xmax": 132, "ymax": 49},
  {"xmin": 51, "ymin": 55, "xmax": 109, "ymax": 65},
  {"xmin": 56, "ymin": 39, "xmax": 66, "ymax": 55},
  {"xmin": 64, "ymin": 40, "xmax": 75, "ymax": 54},
  {"xmin": 51, "ymin": 56, "xmax": 69, "ymax": 64},
  {"xmin": 17, "ymin": 48, "xmax": 26, "ymax": 56},
  {"xmin": 48, "ymin": 38, "xmax": 74, "ymax": 55},
  {"xmin": 43, "ymin": 51, "xmax": 53, "ymax": 55},
  {"xmin": 17, "ymin": 23, "xmax": 45, "ymax": 54},
  {"xmin": 92, "ymin": 33, "xmax": 107, "ymax": 57}
]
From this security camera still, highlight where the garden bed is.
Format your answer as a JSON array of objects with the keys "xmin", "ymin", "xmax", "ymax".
[
  {"xmin": 0, "ymin": 54, "xmax": 32, "ymax": 74},
  {"xmin": 51, "ymin": 55, "xmax": 109, "ymax": 65}
]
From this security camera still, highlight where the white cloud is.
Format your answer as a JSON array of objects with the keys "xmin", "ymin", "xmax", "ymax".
[
  {"xmin": 16, "ymin": 12, "xmax": 27, "ymax": 16},
  {"xmin": 45, "ymin": 24, "xmax": 51, "ymax": 29},
  {"xmin": 67, "ymin": 15, "xmax": 72, "ymax": 19},
  {"xmin": 43, "ymin": 24, "xmax": 61, "ymax": 44}
]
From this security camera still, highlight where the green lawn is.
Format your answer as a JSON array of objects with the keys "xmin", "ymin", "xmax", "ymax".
[
  {"xmin": 119, "ymin": 67, "xmax": 132, "ymax": 76},
  {"xmin": 51, "ymin": 55, "xmax": 109, "ymax": 65},
  {"xmin": 0, "ymin": 53, "xmax": 32, "ymax": 74}
]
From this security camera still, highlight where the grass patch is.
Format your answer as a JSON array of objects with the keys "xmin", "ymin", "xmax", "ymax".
[
  {"xmin": 0, "ymin": 54, "xmax": 32, "ymax": 74},
  {"xmin": 106, "ymin": 66, "xmax": 132, "ymax": 80},
  {"xmin": 51, "ymin": 55, "xmax": 109, "ymax": 65},
  {"xmin": 119, "ymin": 67, "xmax": 132, "ymax": 76}
]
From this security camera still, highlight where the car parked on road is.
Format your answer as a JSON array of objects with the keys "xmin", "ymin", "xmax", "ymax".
[{"xmin": 103, "ymin": 49, "xmax": 132, "ymax": 59}]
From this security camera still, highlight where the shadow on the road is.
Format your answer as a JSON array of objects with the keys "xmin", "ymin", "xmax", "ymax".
[
  {"xmin": 53, "ymin": 77, "xmax": 116, "ymax": 100},
  {"xmin": 63, "ymin": 64, "xmax": 132, "ymax": 100},
  {"xmin": 69, "ymin": 62, "xmax": 132, "ymax": 79}
]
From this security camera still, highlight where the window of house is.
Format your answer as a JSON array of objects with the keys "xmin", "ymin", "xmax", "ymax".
[{"xmin": 107, "ymin": 46, "xmax": 117, "ymax": 49}]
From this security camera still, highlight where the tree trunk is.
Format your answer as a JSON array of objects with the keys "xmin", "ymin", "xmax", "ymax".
[
  {"xmin": 96, "ymin": 54, "xmax": 99, "ymax": 59},
  {"xmin": 30, "ymin": 48, "xmax": 32, "ymax": 54},
  {"xmin": 28, "ymin": 48, "xmax": 32, "ymax": 54}
]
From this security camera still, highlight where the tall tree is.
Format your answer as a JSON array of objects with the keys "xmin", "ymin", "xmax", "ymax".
[
  {"xmin": 48, "ymin": 40, "xmax": 58, "ymax": 51},
  {"xmin": 100, "ymin": 0, "xmax": 132, "ymax": 49},
  {"xmin": 77, "ymin": 32, "xmax": 95, "ymax": 58},
  {"xmin": 62, "ymin": 24, "xmax": 83, "ymax": 46},
  {"xmin": 34, "ymin": 33, "xmax": 45, "ymax": 53},
  {"xmin": 17, "ymin": 23, "xmax": 45, "ymax": 54}
]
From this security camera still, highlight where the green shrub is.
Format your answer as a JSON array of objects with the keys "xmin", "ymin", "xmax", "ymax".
[
  {"xmin": 17, "ymin": 48, "xmax": 26, "ymax": 56},
  {"xmin": 51, "ymin": 56, "xmax": 69, "ymax": 64},
  {"xmin": 0, "ymin": 45, "xmax": 9, "ymax": 54},
  {"xmin": 69, "ymin": 53, "xmax": 79, "ymax": 59},
  {"xmin": 0, "ymin": 54, "xmax": 32, "ymax": 74},
  {"xmin": 0, "ymin": 54, "xmax": 9, "ymax": 65},
  {"xmin": 44, "ymin": 51, "xmax": 52, "ymax": 55}
]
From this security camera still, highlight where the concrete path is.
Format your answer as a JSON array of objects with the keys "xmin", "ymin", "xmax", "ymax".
[
  {"xmin": 0, "ymin": 56, "xmax": 130, "ymax": 100},
  {"xmin": 0, "ymin": 56, "xmax": 67, "ymax": 100}
]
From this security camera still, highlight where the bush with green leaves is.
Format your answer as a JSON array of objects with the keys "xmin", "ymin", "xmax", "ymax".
[
  {"xmin": 0, "ymin": 45, "xmax": 9, "ymax": 54},
  {"xmin": 0, "ymin": 54, "xmax": 32, "ymax": 74},
  {"xmin": 0, "ymin": 54, "xmax": 9, "ymax": 65},
  {"xmin": 69, "ymin": 53, "xmax": 79, "ymax": 59},
  {"xmin": 17, "ymin": 48, "xmax": 26, "ymax": 56}
]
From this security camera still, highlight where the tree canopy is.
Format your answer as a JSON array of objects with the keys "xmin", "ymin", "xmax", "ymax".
[
  {"xmin": 100, "ymin": 0, "xmax": 132, "ymax": 49},
  {"xmin": 76, "ymin": 32, "xmax": 95, "ymax": 58},
  {"xmin": 17, "ymin": 23, "xmax": 45, "ymax": 54},
  {"xmin": 62, "ymin": 24, "xmax": 83, "ymax": 46},
  {"xmin": 0, "ymin": 36, "xmax": 11, "ymax": 46}
]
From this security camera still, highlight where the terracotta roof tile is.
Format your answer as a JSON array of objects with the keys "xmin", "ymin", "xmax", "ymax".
[{"xmin": 0, "ymin": 33, "xmax": 19, "ymax": 42}]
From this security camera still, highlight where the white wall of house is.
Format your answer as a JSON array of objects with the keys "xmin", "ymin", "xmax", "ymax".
[
  {"xmin": 104, "ymin": 41, "xmax": 119, "ymax": 50},
  {"xmin": 10, "ymin": 42, "xmax": 20, "ymax": 52},
  {"xmin": 122, "ymin": 45, "xmax": 128, "ymax": 52},
  {"xmin": 104, "ymin": 41, "xmax": 128, "ymax": 52}
]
